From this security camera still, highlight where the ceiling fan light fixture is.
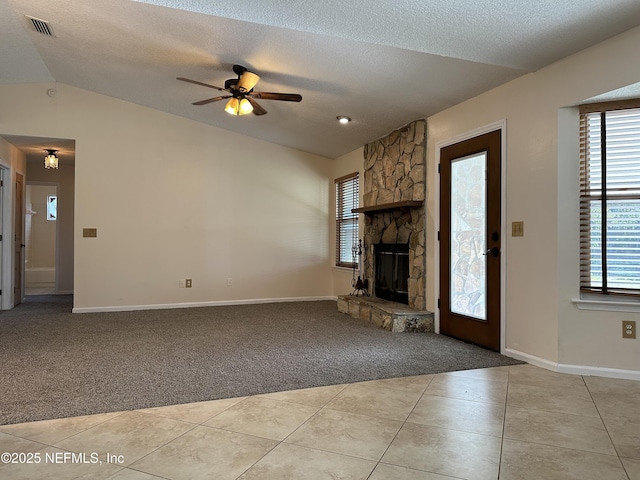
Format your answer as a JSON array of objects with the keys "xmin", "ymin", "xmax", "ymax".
[
  {"xmin": 237, "ymin": 71, "xmax": 260, "ymax": 93},
  {"xmin": 225, "ymin": 97, "xmax": 253, "ymax": 115},
  {"xmin": 178, "ymin": 65, "xmax": 301, "ymax": 117},
  {"xmin": 337, "ymin": 115, "xmax": 351, "ymax": 124},
  {"xmin": 224, "ymin": 97, "xmax": 239, "ymax": 115},
  {"xmin": 239, "ymin": 98, "xmax": 253, "ymax": 115},
  {"xmin": 44, "ymin": 149, "xmax": 59, "ymax": 169}
]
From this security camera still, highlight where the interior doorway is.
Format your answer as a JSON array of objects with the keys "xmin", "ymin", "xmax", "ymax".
[
  {"xmin": 25, "ymin": 184, "xmax": 58, "ymax": 295},
  {"xmin": 0, "ymin": 134, "xmax": 76, "ymax": 307}
]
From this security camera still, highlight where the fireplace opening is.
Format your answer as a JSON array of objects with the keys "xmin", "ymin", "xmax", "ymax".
[{"xmin": 374, "ymin": 243, "xmax": 409, "ymax": 304}]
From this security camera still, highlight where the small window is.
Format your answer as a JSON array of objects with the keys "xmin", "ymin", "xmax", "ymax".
[
  {"xmin": 579, "ymin": 100, "xmax": 640, "ymax": 296},
  {"xmin": 47, "ymin": 194, "xmax": 57, "ymax": 221},
  {"xmin": 335, "ymin": 173, "xmax": 359, "ymax": 268}
]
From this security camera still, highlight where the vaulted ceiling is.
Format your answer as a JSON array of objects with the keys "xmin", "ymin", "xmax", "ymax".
[{"xmin": 2, "ymin": 0, "xmax": 640, "ymax": 159}]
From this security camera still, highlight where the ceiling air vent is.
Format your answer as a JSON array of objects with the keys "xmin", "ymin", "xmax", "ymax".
[{"xmin": 26, "ymin": 15, "xmax": 54, "ymax": 36}]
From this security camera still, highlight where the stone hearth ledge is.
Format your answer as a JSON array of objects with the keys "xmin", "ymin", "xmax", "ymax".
[{"xmin": 337, "ymin": 295, "xmax": 434, "ymax": 333}]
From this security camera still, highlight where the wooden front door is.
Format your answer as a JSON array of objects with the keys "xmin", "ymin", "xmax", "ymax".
[{"xmin": 439, "ymin": 130, "xmax": 501, "ymax": 351}]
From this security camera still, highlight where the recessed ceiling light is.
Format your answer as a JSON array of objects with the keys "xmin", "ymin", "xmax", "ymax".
[{"xmin": 337, "ymin": 115, "xmax": 351, "ymax": 124}]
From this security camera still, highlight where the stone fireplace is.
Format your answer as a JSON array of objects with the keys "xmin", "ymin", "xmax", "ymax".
[
  {"xmin": 338, "ymin": 119, "xmax": 433, "ymax": 332},
  {"xmin": 360, "ymin": 119, "xmax": 426, "ymax": 310}
]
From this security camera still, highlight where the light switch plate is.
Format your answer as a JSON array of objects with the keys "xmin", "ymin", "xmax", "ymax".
[{"xmin": 512, "ymin": 221, "xmax": 524, "ymax": 237}]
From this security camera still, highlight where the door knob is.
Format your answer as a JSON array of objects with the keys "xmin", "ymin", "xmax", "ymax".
[{"xmin": 483, "ymin": 247, "xmax": 500, "ymax": 257}]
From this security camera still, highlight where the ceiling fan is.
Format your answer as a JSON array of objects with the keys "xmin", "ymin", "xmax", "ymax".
[{"xmin": 177, "ymin": 64, "xmax": 302, "ymax": 116}]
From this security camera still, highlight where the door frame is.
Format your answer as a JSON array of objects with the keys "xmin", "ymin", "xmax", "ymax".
[
  {"xmin": 14, "ymin": 172, "xmax": 24, "ymax": 306},
  {"xmin": 0, "ymin": 166, "xmax": 13, "ymax": 310},
  {"xmin": 434, "ymin": 120, "xmax": 507, "ymax": 353}
]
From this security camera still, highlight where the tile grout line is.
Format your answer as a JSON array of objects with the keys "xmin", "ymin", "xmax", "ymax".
[
  {"xmin": 194, "ymin": 395, "xmax": 291, "ymax": 480},
  {"xmin": 135, "ymin": 403, "xmax": 286, "ymax": 476},
  {"xmin": 260, "ymin": 374, "xmax": 438, "ymax": 479},
  {"xmin": 581, "ymin": 375, "xmax": 633, "ymax": 480},
  {"xmin": 4, "ymin": 409, "xmax": 203, "ymax": 474},
  {"xmin": 231, "ymin": 378, "xmax": 362, "ymax": 479},
  {"xmin": 369, "ymin": 369, "xmax": 511, "ymax": 479},
  {"xmin": 278, "ymin": 380, "xmax": 353, "ymax": 443},
  {"xmin": 113, "ymin": 419, "xmax": 200, "ymax": 472},
  {"xmin": 0, "ymin": 410, "xmax": 129, "ymax": 446},
  {"xmin": 367, "ymin": 373, "xmax": 437, "ymax": 479},
  {"xmin": 120, "ymin": 464, "xmax": 171, "ymax": 479},
  {"xmin": 495, "ymin": 366, "xmax": 513, "ymax": 480}
]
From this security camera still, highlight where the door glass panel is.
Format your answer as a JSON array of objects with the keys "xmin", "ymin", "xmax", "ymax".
[{"xmin": 450, "ymin": 152, "xmax": 487, "ymax": 320}]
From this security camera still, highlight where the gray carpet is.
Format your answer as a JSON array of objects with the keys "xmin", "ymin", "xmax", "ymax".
[{"xmin": 0, "ymin": 296, "xmax": 522, "ymax": 425}]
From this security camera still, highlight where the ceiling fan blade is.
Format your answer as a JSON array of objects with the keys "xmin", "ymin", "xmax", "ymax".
[
  {"xmin": 246, "ymin": 96, "xmax": 267, "ymax": 116},
  {"xmin": 192, "ymin": 95, "xmax": 231, "ymax": 106},
  {"xmin": 250, "ymin": 92, "xmax": 302, "ymax": 102},
  {"xmin": 176, "ymin": 77, "xmax": 227, "ymax": 92}
]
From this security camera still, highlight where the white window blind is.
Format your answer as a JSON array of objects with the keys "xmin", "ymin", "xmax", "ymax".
[
  {"xmin": 335, "ymin": 173, "xmax": 359, "ymax": 268},
  {"xmin": 579, "ymin": 101, "xmax": 640, "ymax": 296}
]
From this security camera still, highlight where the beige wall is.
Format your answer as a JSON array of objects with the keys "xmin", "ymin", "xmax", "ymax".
[
  {"xmin": 426, "ymin": 26, "xmax": 640, "ymax": 373},
  {"xmin": 0, "ymin": 83, "xmax": 333, "ymax": 310},
  {"xmin": 25, "ymin": 184, "xmax": 57, "ymax": 269}
]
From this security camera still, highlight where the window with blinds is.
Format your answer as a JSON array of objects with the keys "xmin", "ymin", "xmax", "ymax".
[
  {"xmin": 335, "ymin": 173, "xmax": 359, "ymax": 268},
  {"xmin": 579, "ymin": 100, "xmax": 640, "ymax": 296}
]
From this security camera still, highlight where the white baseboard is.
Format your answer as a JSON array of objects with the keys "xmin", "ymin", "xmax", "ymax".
[
  {"xmin": 72, "ymin": 296, "xmax": 337, "ymax": 314},
  {"xmin": 504, "ymin": 348, "xmax": 559, "ymax": 370},
  {"xmin": 505, "ymin": 348, "xmax": 640, "ymax": 381},
  {"xmin": 556, "ymin": 363, "xmax": 640, "ymax": 381}
]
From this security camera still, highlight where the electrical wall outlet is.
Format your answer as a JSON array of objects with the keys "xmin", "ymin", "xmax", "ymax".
[
  {"xmin": 179, "ymin": 279, "xmax": 185, "ymax": 288},
  {"xmin": 185, "ymin": 278, "xmax": 192, "ymax": 288},
  {"xmin": 623, "ymin": 320, "xmax": 636, "ymax": 339},
  {"xmin": 226, "ymin": 278, "xmax": 233, "ymax": 287}
]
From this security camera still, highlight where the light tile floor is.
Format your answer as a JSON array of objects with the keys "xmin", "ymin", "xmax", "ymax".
[{"xmin": 0, "ymin": 364, "xmax": 638, "ymax": 480}]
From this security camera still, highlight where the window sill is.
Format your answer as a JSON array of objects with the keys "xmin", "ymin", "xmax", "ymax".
[
  {"xmin": 572, "ymin": 297, "xmax": 640, "ymax": 313},
  {"xmin": 334, "ymin": 266, "xmax": 358, "ymax": 272}
]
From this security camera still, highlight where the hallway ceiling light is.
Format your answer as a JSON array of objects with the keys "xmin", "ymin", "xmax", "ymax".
[
  {"xmin": 337, "ymin": 115, "xmax": 351, "ymax": 124},
  {"xmin": 44, "ymin": 149, "xmax": 58, "ymax": 169}
]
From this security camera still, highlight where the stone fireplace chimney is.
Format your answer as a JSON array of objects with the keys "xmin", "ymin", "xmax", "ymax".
[{"xmin": 356, "ymin": 119, "xmax": 427, "ymax": 310}]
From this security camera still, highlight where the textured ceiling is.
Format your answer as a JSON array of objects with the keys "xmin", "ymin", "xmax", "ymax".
[
  {"xmin": 2, "ymin": 0, "xmax": 640, "ymax": 159},
  {"xmin": 134, "ymin": 0, "xmax": 640, "ymax": 70}
]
